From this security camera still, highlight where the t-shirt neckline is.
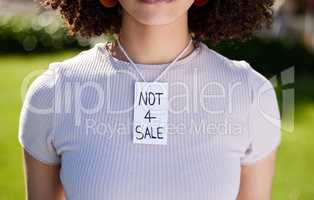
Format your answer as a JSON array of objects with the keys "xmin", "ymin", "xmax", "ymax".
[{"xmin": 96, "ymin": 40, "xmax": 204, "ymax": 70}]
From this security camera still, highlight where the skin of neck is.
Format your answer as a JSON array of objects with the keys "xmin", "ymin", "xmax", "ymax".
[{"xmin": 110, "ymin": 9, "xmax": 195, "ymax": 65}]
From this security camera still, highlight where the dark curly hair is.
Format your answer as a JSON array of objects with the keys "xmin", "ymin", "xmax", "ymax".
[{"xmin": 39, "ymin": 0, "xmax": 274, "ymax": 44}]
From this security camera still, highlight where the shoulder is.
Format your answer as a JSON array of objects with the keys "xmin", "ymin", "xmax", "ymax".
[
  {"xmin": 69, "ymin": 43, "xmax": 106, "ymax": 75},
  {"xmin": 199, "ymin": 42, "xmax": 273, "ymax": 93},
  {"xmin": 22, "ymin": 45, "xmax": 95, "ymax": 105},
  {"xmin": 199, "ymin": 42, "xmax": 250, "ymax": 74},
  {"xmin": 22, "ymin": 62, "xmax": 61, "ymax": 110},
  {"xmin": 24, "ymin": 42, "xmax": 115, "ymax": 107},
  {"xmin": 46, "ymin": 42, "xmax": 113, "ymax": 80}
]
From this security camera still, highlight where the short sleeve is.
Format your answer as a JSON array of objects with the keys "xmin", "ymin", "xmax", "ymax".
[
  {"xmin": 18, "ymin": 63, "xmax": 61, "ymax": 165},
  {"xmin": 240, "ymin": 63, "xmax": 282, "ymax": 165}
]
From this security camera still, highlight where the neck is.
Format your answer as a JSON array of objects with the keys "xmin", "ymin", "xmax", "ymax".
[{"xmin": 109, "ymin": 10, "xmax": 195, "ymax": 65}]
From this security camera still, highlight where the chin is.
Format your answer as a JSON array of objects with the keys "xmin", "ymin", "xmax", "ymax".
[
  {"xmin": 119, "ymin": 0, "xmax": 193, "ymax": 26},
  {"xmin": 135, "ymin": 11, "xmax": 179, "ymax": 26}
]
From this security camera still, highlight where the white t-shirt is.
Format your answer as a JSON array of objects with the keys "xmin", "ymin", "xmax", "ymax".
[{"xmin": 18, "ymin": 41, "xmax": 281, "ymax": 200}]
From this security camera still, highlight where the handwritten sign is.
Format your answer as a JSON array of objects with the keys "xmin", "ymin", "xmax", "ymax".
[{"xmin": 133, "ymin": 82, "xmax": 168, "ymax": 145}]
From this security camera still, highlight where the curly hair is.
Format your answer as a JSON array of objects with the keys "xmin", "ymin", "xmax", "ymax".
[{"xmin": 39, "ymin": 0, "xmax": 274, "ymax": 44}]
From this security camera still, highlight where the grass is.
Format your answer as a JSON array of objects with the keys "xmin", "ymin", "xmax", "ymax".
[
  {"xmin": 273, "ymin": 103, "xmax": 314, "ymax": 199},
  {"xmin": 0, "ymin": 51, "xmax": 313, "ymax": 199}
]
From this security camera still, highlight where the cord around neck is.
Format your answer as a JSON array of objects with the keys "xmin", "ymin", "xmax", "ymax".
[{"xmin": 115, "ymin": 36, "xmax": 194, "ymax": 82}]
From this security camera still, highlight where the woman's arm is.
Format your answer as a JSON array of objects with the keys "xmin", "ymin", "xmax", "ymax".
[
  {"xmin": 23, "ymin": 150, "xmax": 64, "ymax": 200},
  {"xmin": 237, "ymin": 150, "xmax": 277, "ymax": 200}
]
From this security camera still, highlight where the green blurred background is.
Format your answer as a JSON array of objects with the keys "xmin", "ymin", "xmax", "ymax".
[{"xmin": 0, "ymin": 0, "xmax": 314, "ymax": 199}]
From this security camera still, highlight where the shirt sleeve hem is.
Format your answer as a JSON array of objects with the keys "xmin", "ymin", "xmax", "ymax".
[
  {"xmin": 19, "ymin": 140, "xmax": 61, "ymax": 166},
  {"xmin": 240, "ymin": 137, "xmax": 281, "ymax": 166}
]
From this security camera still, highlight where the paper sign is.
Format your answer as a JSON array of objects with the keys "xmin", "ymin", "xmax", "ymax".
[{"xmin": 133, "ymin": 82, "xmax": 168, "ymax": 145}]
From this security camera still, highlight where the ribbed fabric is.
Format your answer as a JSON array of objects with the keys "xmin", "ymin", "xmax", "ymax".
[{"xmin": 18, "ymin": 40, "xmax": 281, "ymax": 200}]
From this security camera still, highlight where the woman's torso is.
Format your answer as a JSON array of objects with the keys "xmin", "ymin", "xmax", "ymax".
[{"xmin": 52, "ymin": 42, "xmax": 251, "ymax": 200}]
